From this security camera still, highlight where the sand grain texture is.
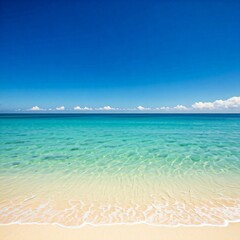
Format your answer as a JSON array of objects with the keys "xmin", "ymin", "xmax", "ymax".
[{"xmin": 1, "ymin": 223, "xmax": 240, "ymax": 240}]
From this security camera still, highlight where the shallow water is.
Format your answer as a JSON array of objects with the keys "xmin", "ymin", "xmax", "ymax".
[{"xmin": 0, "ymin": 114, "xmax": 240, "ymax": 226}]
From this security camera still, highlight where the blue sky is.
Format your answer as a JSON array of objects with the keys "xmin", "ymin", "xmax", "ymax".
[{"xmin": 0, "ymin": 0, "xmax": 240, "ymax": 112}]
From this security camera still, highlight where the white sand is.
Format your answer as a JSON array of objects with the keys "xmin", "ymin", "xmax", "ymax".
[{"xmin": 1, "ymin": 223, "xmax": 240, "ymax": 240}]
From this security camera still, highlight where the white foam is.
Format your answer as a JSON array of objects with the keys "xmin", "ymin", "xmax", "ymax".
[{"xmin": 0, "ymin": 198, "xmax": 240, "ymax": 228}]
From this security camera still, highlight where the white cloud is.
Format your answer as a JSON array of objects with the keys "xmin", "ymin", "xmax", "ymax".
[
  {"xmin": 173, "ymin": 105, "xmax": 188, "ymax": 110},
  {"xmin": 26, "ymin": 96, "xmax": 240, "ymax": 113},
  {"xmin": 29, "ymin": 106, "xmax": 43, "ymax": 111},
  {"xmin": 74, "ymin": 106, "xmax": 82, "ymax": 110},
  {"xmin": 74, "ymin": 106, "xmax": 93, "ymax": 110},
  {"xmin": 103, "ymin": 106, "xmax": 113, "ymax": 110},
  {"xmin": 56, "ymin": 106, "xmax": 65, "ymax": 111},
  {"xmin": 192, "ymin": 96, "xmax": 240, "ymax": 110},
  {"xmin": 137, "ymin": 106, "xmax": 151, "ymax": 110},
  {"xmin": 156, "ymin": 105, "xmax": 188, "ymax": 111},
  {"xmin": 84, "ymin": 107, "xmax": 93, "ymax": 110},
  {"xmin": 98, "ymin": 106, "xmax": 117, "ymax": 110},
  {"xmin": 157, "ymin": 106, "xmax": 170, "ymax": 111},
  {"xmin": 192, "ymin": 102, "xmax": 214, "ymax": 110}
]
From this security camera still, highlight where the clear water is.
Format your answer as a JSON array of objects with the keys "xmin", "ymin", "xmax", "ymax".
[{"xmin": 0, "ymin": 114, "xmax": 240, "ymax": 226}]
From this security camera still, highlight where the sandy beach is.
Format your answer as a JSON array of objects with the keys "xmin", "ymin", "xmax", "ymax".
[
  {"xmin": 1, "ymin": 0, "xmax": 240, "ymax": 238},
  {"xmin": 1, "ymin": 115, "xmax": 240, "ymax": 239},
  {"xmin": 1, "ymin": 223, "xmax": 240, "ymax": 240}
]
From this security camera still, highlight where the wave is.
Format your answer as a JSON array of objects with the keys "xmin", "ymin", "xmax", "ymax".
[{"xmin": 1, "ymin": 198, "xmax": 240, "ymax": 228}]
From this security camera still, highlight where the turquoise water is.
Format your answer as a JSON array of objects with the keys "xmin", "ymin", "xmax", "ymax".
[{"xmin": 0, "ymin": 114, "xmax": 240, "ymax": 226}]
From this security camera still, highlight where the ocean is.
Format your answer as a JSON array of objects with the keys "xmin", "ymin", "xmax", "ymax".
[{"xmin": 0, "ymin": 114, "xmax": 240, "ymax": 226}]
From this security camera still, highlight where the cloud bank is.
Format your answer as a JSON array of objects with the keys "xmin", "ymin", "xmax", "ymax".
[
  {"xmin": 174, "ymin": 105, "xmax": 189, "ymax": 110},
  {"xmin": 192, "ymin": 96, "xmax": 240, "ymax": 110},
  {"xmin": 74, "ymin": 106, "xmax": 93, "ymax": 110},
  {"xmin": 137, "ymin": 106, "xmax": 151, "ymax": 111},
  {"xmin": 56, "ymin": 106, "xmax": 65, "ymax": 111},
  {"xmin": 27, "ymin": 96, "xmax": 240, "ymax": 112},
  {"xmin": 156, "ymin": 105, "xmax": 188, "ymax": 111},
  {"xmin": 29, "ymin": 106, "xmax": 44, "ymax": 111},
  {"xmin": 98, "ymin": 106, "xmax": 118, "ymax": 110}
]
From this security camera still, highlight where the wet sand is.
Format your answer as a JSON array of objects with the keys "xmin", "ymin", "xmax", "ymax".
[{"xmin": 1, "ymin": 223, "xmax": 240, "ymax": 240}]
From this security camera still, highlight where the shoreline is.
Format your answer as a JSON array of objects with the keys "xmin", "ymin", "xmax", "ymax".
[
  {"xmin": 1, "ymin": 222, "xmax": 240, "ymax": 240},
  {"xmin": 1, "ymin": 218, "xmax": 240, "ymax": 228}
]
